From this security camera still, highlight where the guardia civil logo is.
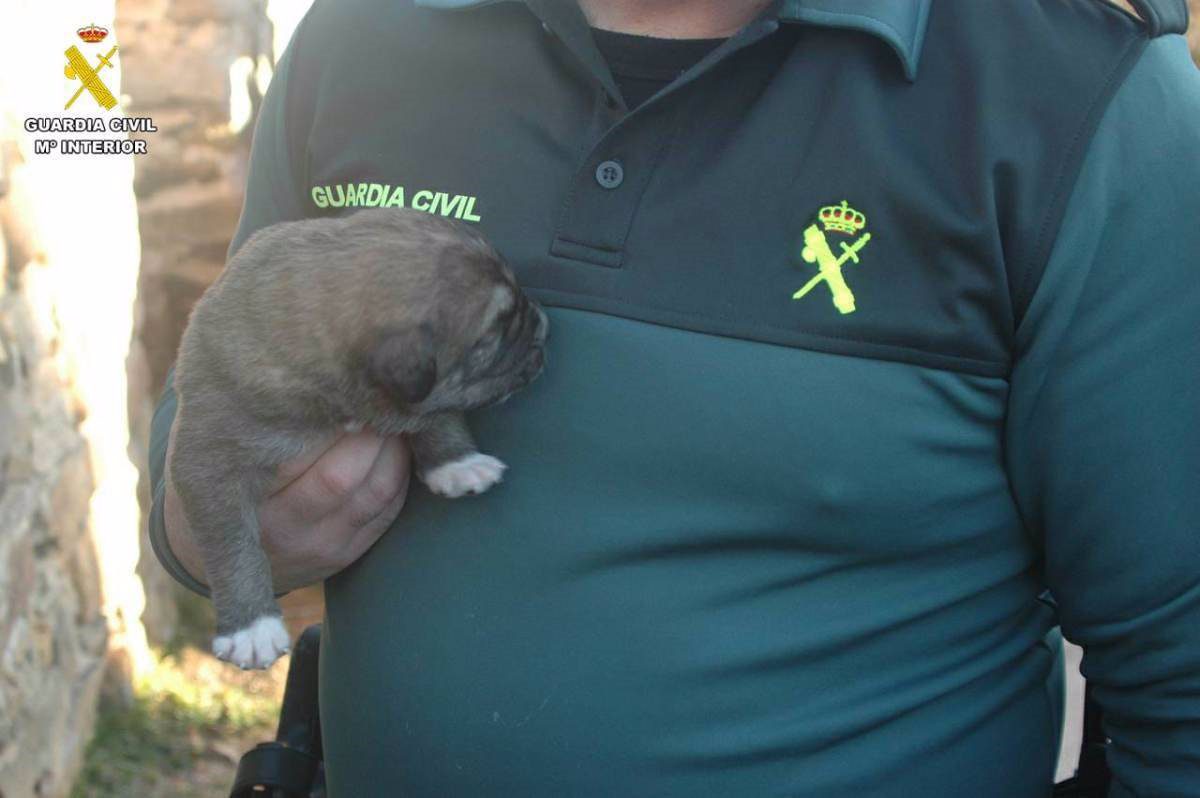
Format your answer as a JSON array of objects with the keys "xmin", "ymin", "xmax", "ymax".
[
  {"xmin": 311, "ymin": 181, "xmax": 483, "ymax": 223},
  {"xmin": 24, "ymin": 23, "xmax": 158, "ymax": 156},
  {"xmin": 65, "ymin": 24, "xmax": 118, "ymax": 111},
  {"xmin": 793, "ymin": 200, "xmax": 872, "ymax": 315}
]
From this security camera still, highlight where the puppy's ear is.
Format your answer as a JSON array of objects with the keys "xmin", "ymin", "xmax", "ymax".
[{"xmin": 368, "ymin": 323, "xmax": 437, "ymax": 405}]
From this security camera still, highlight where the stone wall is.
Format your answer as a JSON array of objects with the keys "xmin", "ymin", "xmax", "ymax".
[
  {"xmin": 0, "ymin": 198, "xmax": 107, "ymax": 797},
  {"xmin": 1191, "ymin": 0, "xmax": 1200, "ymax": 59},
  {"xmin": 118, "ymin": 0, "xmax": 271, "ymax": 398}
]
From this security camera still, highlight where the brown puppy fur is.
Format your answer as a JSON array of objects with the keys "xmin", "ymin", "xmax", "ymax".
[{"xmin": 170, "ymin": 208, "xmax": 548, "ymax": 668}]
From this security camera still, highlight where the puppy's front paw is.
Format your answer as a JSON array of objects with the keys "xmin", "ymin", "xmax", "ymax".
[
  {"xmin": 212, "ymin": 616, "xmax": 291, "ymax": 669},
  {"xmin": 422, "ymin": 453, "xmax": 507, "ymax": 498}
]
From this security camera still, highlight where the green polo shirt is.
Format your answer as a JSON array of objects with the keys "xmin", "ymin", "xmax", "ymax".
[{"xmin": 148, "ymin": 1, "xmax": 1200, "ymax": 795}]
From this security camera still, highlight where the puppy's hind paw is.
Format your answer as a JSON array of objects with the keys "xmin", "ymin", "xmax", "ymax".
[
  {"xmin": 422, "ymin": 453, "xmax": 507, "ymax": 498},
  {"xmin": 212, "ymin": 615, "xmax": 291, "ymax": 670}
]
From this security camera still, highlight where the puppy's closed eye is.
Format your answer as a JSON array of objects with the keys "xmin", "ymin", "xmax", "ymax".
[{"xmin": 368, "ymin": 323, "xmax": 438, "ymax": 404}]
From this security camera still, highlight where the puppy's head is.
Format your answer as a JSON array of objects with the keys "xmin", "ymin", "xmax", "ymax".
[
  {"xmin": 437, "ymin": 279, "xmax": 549, "ymax": 410},
  {"xmin": 365, "ymin": 216, "xmax": 548, "ymax": 413}
]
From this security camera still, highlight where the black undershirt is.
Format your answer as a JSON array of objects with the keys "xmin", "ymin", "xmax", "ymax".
[{"xmin": 590, "ymin": 27, "xmax": 727, "ymax": 110}]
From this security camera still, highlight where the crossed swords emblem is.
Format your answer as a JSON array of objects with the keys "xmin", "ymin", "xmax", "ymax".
[
  {"xmin": 792, "ymin": 213, "xmax": 872, "ymax": 315},
  {"xmin": 64, "ymin": 44, "xmax": 119, "ymax": 110}
]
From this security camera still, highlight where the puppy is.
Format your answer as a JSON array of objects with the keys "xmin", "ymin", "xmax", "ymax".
[{"xmin": 169, "ymin": 208, "xmax": 548, "ymax": 669}]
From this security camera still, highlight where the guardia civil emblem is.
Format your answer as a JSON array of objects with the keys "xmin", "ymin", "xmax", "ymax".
[
  {"xmin": 65, "ymin": 24, "xmax": 119, "ymax": 111},
  {"xmin": 792, "ymin": 200, "xmax": 872, "ymax": 315}
]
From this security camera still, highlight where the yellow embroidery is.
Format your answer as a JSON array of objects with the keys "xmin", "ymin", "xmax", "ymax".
[
  {"xmin": 793, "ymin": 200, "xmax": 872, "ymax": 315},
  {"xmin": 64, "ymin": 44, "xmax": 119, "ymax": 111}
]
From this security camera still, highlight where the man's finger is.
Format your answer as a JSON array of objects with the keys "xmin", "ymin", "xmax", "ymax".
[
  {"xmin": 267, "ymin": 428, "xmax": 344, "ymax": 494},
  {"xmin": 344, "ymin": 460, "xmax": 411, "ymax": 561},
  {"xmin": 270, "ymin": 431, "xmax": 387, "ymax": 522},
  {"xmin": 340, "ymin": 435, "xmax": 411, "ymax": 529}
]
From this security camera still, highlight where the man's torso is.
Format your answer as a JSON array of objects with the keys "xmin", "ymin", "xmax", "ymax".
[{"xmin": 291, "ymin": 1, "xmax": 1151, "ymax": 793}]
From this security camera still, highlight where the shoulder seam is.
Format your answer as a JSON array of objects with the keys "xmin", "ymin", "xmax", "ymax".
[{"xmin": 1011, "ymin": 31, "xmax": 1151, "ymax": 332}]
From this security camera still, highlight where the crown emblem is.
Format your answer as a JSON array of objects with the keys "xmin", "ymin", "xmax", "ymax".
[
  {"xmin": 793, "ymin": 197, "xmax": 873, "ymax": 315},
  {"xmin": 818, "ymin": 200, "xmax": 866, "ymax": 236},
  {"xmin": 77, "ymin": 24, "xmax": 109, "ymax": 43}
]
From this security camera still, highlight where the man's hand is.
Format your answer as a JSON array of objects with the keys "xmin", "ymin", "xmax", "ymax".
[{"xmin": 163, "ymin": 419, "xmax": 412, "ymax": 594}]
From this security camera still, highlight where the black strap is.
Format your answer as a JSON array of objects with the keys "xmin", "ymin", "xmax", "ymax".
[
  {"xmin": 1122, "ymin": 0, "xmax": 1189, "ymax": 36},
  {"xmin": 1076, "ymin": 680, "xmax": 1113, "ymax": 796}
]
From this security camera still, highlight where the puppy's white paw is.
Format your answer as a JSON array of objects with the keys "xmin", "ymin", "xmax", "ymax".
[
  {"xmin": 423, "ymin": 453, "xmax": 507, "ymax": 498},
  {"xmin": 212, "ymin": 616, "xmax": 290, "ymax": 670}
]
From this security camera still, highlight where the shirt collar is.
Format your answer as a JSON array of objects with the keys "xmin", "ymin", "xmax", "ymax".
[
  {"xmin": 415, "ymin": 0, "xmax": 931, "ymax": 81},
  {"xmin": 779, "ymin": 1, "xmax": 930, "ymax": 81}
]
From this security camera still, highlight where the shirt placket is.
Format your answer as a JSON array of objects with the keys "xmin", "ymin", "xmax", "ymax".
[{"xmin": 524, "ymin": 0, "xmax": 785, "ymax": 269}]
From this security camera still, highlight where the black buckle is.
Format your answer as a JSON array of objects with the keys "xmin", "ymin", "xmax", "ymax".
[{"xmin": 231, "ymin": 742, "xmax": 320, "ymax": 798}]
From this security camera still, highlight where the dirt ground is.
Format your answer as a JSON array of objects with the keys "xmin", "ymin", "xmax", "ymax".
[{"xmin": 71, "ymin": 586, "xmax": 325, "ymax": 798}]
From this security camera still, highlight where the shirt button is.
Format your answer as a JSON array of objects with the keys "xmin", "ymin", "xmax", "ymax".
[{"xmin": 595, "ymin": 160, "xmax": 624, "ymax": 189}]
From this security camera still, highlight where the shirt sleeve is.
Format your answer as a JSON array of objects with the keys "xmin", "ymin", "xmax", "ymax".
[
  {"xmin": 1004, "ymin": 34, "xmax": 1200, "ymax": 798},
  {"xmin": 147, "ymin": 4, "xmax": 319, "ymax": 596}
]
